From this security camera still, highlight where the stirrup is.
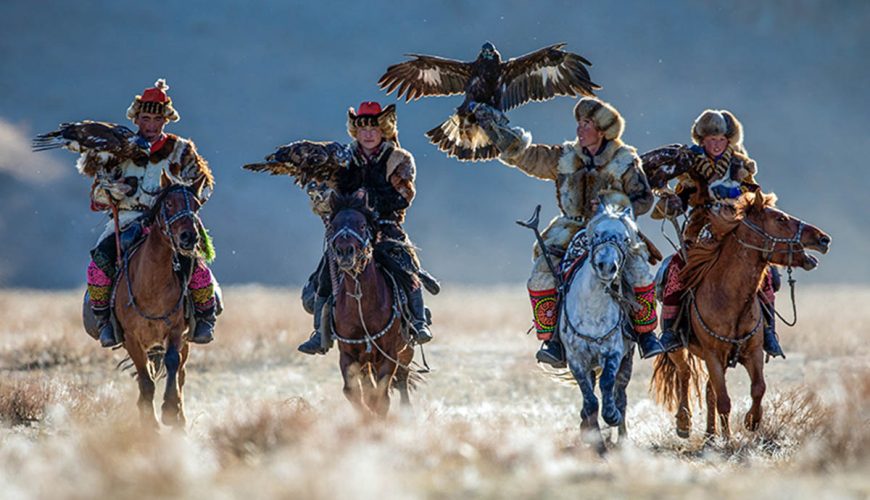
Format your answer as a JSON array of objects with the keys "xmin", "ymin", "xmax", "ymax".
[
  {"xmin": 536, "ymin": 341, "xmax": 566, "ymax": 368},
  {"xmin": 298, "ymin": 331, "xmax": 329, "ymax": 355}
]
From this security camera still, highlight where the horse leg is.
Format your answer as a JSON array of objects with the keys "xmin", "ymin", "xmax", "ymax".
[
  {"xmin": 340, "ymin": 353, "xmax": 367, "ymax": 415},
  {"xmin": 705, "ymin": 355, "xmax": 731, "ymax": 439},
  {"xmin": 705, "ymin": 381, "xmax": 717, "ymax": 439},
  {"xmin": 671, "ymin": 350, "xmax": 693, "ymax": 439},
  {"xmin": 598, "ymin": 353, "xmax": 623, "ymax": 427},
  {"xmin": 614, "ymin": 349, "xmax": 634, "ymax": 439},
  {"xmin": 161, "ymin": 341, "xmax": 185, "ymax": 429},
  {"xmin": 127, "ymin": 341, "xmax": 158, "ymax": 429},
  {"xmin": 742, "ymin": 349, "xmax": 766, "ymax": 431},
  {"xmin": 175, "ymin": 342, "xmax": 190, "ymax": 426},
  {"xmin": 569, "ymin": 360, "xmax": 604, "ymax": 454},
  {"xmin": 370, "ymin": 361, "xmax": 397, "ymax": 418}
]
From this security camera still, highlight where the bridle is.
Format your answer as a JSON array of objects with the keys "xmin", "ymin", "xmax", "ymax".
[
  {"xmin": 328, "ymin": 219, "xmax": 373, "ymax": 278},
  {"xmin": 737, "ymin": 216, "xmax": 806, "ymax": 269},
  {"xmin": 158, "ymin": 185, "xmax": 202, "ymax": 257}
]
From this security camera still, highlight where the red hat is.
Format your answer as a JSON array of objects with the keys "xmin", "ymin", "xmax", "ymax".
[
  {"xmin": 126, "ymin": 79, "xmax": 180, "ymax": 122},
  {"xmin": 347, "ymin": 102, "xmax": 398, "ymax": 143}
]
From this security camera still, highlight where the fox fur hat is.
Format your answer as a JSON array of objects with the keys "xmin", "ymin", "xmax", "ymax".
[
  {"xmin": 573, "ymin": 97, "xmax": 625, "ymax": 141},
  {"xmin": 126, "ymin": 79, "xmax": 180, "ymax": 122},
  {"xmin": 691, "ymin": 109, "xmax": 743, "ymax": 147}
]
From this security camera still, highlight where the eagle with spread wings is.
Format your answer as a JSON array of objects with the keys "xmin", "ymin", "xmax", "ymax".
[
  {"xmin": 242, "ymin": 141, "xmax": 351, "ymax": 186},
  {"xmin": 32, "ymin": 121, "xmax": 151, "ymax": 176},
  {"xmin": 378, "ymin": 42, "xmax": 600, "ymax": 161}
]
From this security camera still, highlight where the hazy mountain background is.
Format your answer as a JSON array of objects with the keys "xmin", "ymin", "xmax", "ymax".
[{"xmin": 1, "ymin": 0, "xmax": 867, "ymax": 288}]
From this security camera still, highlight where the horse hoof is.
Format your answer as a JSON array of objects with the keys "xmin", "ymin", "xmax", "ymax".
[
  {"xmin": 744, "ymin": 414, "xmax": 760, "ymax": 432},
  {"xmin": 602, "ymin": 408, "xmax": 622, "ymax": 427},
  {"xmin": 677, "ymin": 427, "xmax": 690, "ymax": 439}
]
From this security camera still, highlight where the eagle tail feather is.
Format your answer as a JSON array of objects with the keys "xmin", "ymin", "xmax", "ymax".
[{"xmin": 425, "ymin": 114, "xmax": 498, "ymax": 163}]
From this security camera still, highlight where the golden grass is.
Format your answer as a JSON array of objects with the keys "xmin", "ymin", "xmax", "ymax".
[{"xmin": 0, "ymin": 285, "xmax": 867, "ymax": 498}]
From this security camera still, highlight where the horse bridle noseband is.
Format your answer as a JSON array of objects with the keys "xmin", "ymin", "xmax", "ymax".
[
  {"xmin": 159, "ymin": 187, "xmax": 202, "ymax": 256},
  {"xmin": 328, "ymin": 223, "xmax": 373, "ymax": 277},
  {"xmin": 737, "ymin": 217, "xmax": 806, "ymax": 267}
]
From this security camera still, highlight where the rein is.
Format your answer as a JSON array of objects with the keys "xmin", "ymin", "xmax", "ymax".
[{"xmin": 735, "ymin": 216, "xmax": 805, "ymax": 327}]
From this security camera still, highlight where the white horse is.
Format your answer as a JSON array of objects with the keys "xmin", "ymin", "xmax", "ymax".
[{"xmin": 560, "ymin": 202, "xmax": 647, "ymax": 450}]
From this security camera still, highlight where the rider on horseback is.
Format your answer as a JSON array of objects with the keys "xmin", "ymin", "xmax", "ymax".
[
  {"xmin": 642, "ymin": 109, "xmax": 784, "ymax": 358},
  {"xmin": 296, "ymin": 102, "xmax": 438, "ymax": 355},
  {"xmin": 86, "ymin": 79, "xmax": 219, "ymax": 348},
  {"xmin": 473, "ymin": 97, "xmax": 665, "ymax": 366}
]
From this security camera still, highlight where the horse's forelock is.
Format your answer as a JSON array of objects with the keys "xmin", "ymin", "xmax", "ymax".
[{"xmin": 588, "ymin": 205, "xmax": 642, "ymax": 253}]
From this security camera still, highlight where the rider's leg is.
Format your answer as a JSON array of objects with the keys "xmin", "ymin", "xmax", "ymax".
[
  {"xmin": 529, "ymin": 256, "xmax": 563, "ymax": 367},
  {"xmin": 188, "ymin": 260, "xmax": 217, "ymax": 344},
  {"xmin": 407, "ymin": 284, "xmax": 433, "ymax": 344},
  {"xmin": 761, "ymin": 268, "xmax": 784, "ymax": 358},
  {"xmin": 658, "ymin": 253, "xmax": 686, "ymax": 353},
  {"xmin": 625, "ymin": 252, "xmax": 664, "ymax": 359},
  {"xmin": 301, "ymin": 254, "xmax": 327, "ymax": 315},
  {"xmin": 299, "ymin": 255, "xmax": 333, "ymax": 355},
  {"xmin": 88, "ymin": 236, "xmax": 119, "ymax": 348}
]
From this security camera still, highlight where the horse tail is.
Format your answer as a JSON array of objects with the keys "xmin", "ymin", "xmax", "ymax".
[
  {"xmin": 115, "ymin": 346, "xmax": 166, "ymax": 380},
  {"xmin": 147, "ymin": 346, "xmax": 166, "ymax": 380},
  {"xmin": 650, "ymin": 350, "xmax": 705, "ymax": 412}
]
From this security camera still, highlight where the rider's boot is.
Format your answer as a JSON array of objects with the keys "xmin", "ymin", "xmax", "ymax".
[
  {"xmin": 632, "ymin": 283, "xmax": 664, "ymax": 359},
  {"xmin": 190, "ymin": 306, "xmax": 216, "ymax": 344},
  {"xmin": 298, "ymin": 294, "xmax": 331, "ymax": 355},
  {"xmin": 657, "ymin": 317, "xmax": 684, "ymax": 353},
  {"xmin": 408, "ymin": 287, "xmax": 433, "ymax": 345},
  {"xmin": 762, "ymin": 302, "xmax": 785, "ymax": 359},
  {"xmin": 529, "ymin": 288, "xmax": 565, "ymax": 368},
  {"xmin": 95, "ymin": 308, "xmax": 121, "ymax": 348}
]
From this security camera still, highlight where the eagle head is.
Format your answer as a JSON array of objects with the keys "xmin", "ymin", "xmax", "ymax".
[{"xmin": 480, "ymin": 42, "xmax": 500, "ymax": 61}]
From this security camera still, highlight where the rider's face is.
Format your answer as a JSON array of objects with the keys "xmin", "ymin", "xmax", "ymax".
[
  {"xmin": 357, "ymin": 126, "xmax": 384, "ymax": 154},
  {"xmin": 577, "ymin": 118, "xmax": 604, "ymax": 150},
  {"xmin": 702, "ymin": 134, "xmax": 729, "ymax": 157},
  {"xmin": 134, "ymin": 112, "xmax": 168, "ymax": 142}
]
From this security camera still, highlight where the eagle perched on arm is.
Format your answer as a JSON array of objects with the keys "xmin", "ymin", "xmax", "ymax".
[
  {"xmin": 32, "ymin": 121, "xmax": 151, "ymax": 176},
  {"xmin": 378, "ymin": 42, "xmax": 600, "ymax": 161}
]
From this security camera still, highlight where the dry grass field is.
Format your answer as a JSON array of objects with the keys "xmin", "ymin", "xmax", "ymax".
[{"xmin": 0, "ymin": 285, "xmax": 867, "ymax": 499}]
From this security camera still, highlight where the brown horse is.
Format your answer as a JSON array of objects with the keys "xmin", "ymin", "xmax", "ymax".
[
  {"xmin": 651, "ymin": 191, "xmax": 831, "ymax": 439},
  {"xmin": 114, "ymin": 173, "xmax": 207, "ymax": 429},
  {"xmin": 326, "ymin": 191, "xmax": 416, "ymax": 417}
]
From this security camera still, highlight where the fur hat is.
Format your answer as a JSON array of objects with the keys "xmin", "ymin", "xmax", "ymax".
[
  {"xmin": 126, "ymin": 79, "xmax": 180, "ymax": 122},
  {"xmin": 573, "ymin": 97, "xmax": 624, "ymax": 141},
  {"xmin": 347, "ymin": 102, "xmax": 398, "ymax": 143},
  {"xmin": 691, "ymin": 109, "xmax": 743, "ymax": 146}
]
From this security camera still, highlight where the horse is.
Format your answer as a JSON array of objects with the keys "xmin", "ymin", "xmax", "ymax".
[
  {"xmin": 651, "ymin": 191, "xmax": 831, "ymax": 440},
  {"xmin": 559, "ymin": 201, "xmax": 646, "ymax": 451},
  {"xmin": 113, "ymin": 172, "xmax": 207, "ymax": 429},
  {"xmin": 326, "ymin": 190, "xmax": 417, "ymax": 417}
]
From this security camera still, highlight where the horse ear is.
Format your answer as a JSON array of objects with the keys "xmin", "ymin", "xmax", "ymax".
[
  {"xmin": 352, "ymin": 188, "xmax": 369, "ymax": 206},
  {"xmin": 159, "ymin": 170, "xmax": 172, "ymax": 189},
  {"xmin": 192, "ymin": 175, "xmax": 207, "ymax": 198},
  {"xmin": 753, "ymin": 190, "xmax": 766, "ymax": 211}
]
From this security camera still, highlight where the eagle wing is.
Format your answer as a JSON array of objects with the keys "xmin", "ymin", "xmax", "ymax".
[
  {"xmin": 498, "ymin": 43, "xmax": 600, "ymax": 111},
  {"xmin": 378, "ymin": 54, "xmax": 472, "ymax": 102},
  {"xmin": 242, "ymin": 140, "xmax": 350, "ymax": 187},
  {"xmin": 32, "ymin": 121, "xmax": 150, "ymax": 176}
]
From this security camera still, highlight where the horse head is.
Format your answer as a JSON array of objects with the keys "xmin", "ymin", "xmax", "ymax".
[
  {"xmin": 585, "ymin": 196, "xmax": 641, "ymax": 283},
  {"xmin": 152, "ymin": 171, "xmax": 206, "ymax": 257},
  {"xmin": 734, "ymin": 191, "xmax": 832, "ymax": 271},
  {"xmin": 327, "ymin": 189, "xmax": 377, "ymax": 276}
]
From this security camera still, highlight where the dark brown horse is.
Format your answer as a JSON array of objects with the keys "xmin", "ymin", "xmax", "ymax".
[
  {"xmin": 651, "ymin": 191, "xmax": 831, "ymax": 439},
  {"xmin": 326, "ymin": 191, "xmax": 416, "ymax": 417},
  {"xmin": 114, "ymin": 173, "xmax": 207, "ymax": 429}
]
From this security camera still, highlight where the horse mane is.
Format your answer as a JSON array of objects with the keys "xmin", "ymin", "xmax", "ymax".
[
  {"xmin": 680, "ymin": 191, "xmax": 777, "ymax": 289},
  {"xmin": 329, "ymin": 193, "xmax": 379, "ymax": 231},
  {"xmin": 585, "ymin": 201, "xmax": 644, "ymax": 256}
]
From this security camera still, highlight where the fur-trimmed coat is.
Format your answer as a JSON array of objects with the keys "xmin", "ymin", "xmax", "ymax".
[
  {"xmin": 90, "ymin": 134, "xmax": 213, "ymax": 240},
  {"xmin": 498, "ymin": 136, "xmax": 653, "ymax": 256}
]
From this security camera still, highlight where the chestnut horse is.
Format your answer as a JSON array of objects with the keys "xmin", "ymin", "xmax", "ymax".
[
  {"xmin": 326, "ymin": 191, "xmax": 416, "ymax": 417},
  {"xmin": 114, "ymin": 173, "xmax": 207, "ymax": 429},
  {"xmin": 651, "ymin": 191, "xmax": 831, "ymax": 439}
]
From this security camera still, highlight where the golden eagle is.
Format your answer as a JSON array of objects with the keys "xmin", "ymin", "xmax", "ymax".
[
  {"xmin": 378, "ymin": 42, "xmax": 600, "ymax": 161},
  {"xmin": 242, "ymin": 140, "xmax": 351, "ymax": 187},
  {"xmin": 32, "ymin": 121, "xmax": 150, "ymax": 176}
]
